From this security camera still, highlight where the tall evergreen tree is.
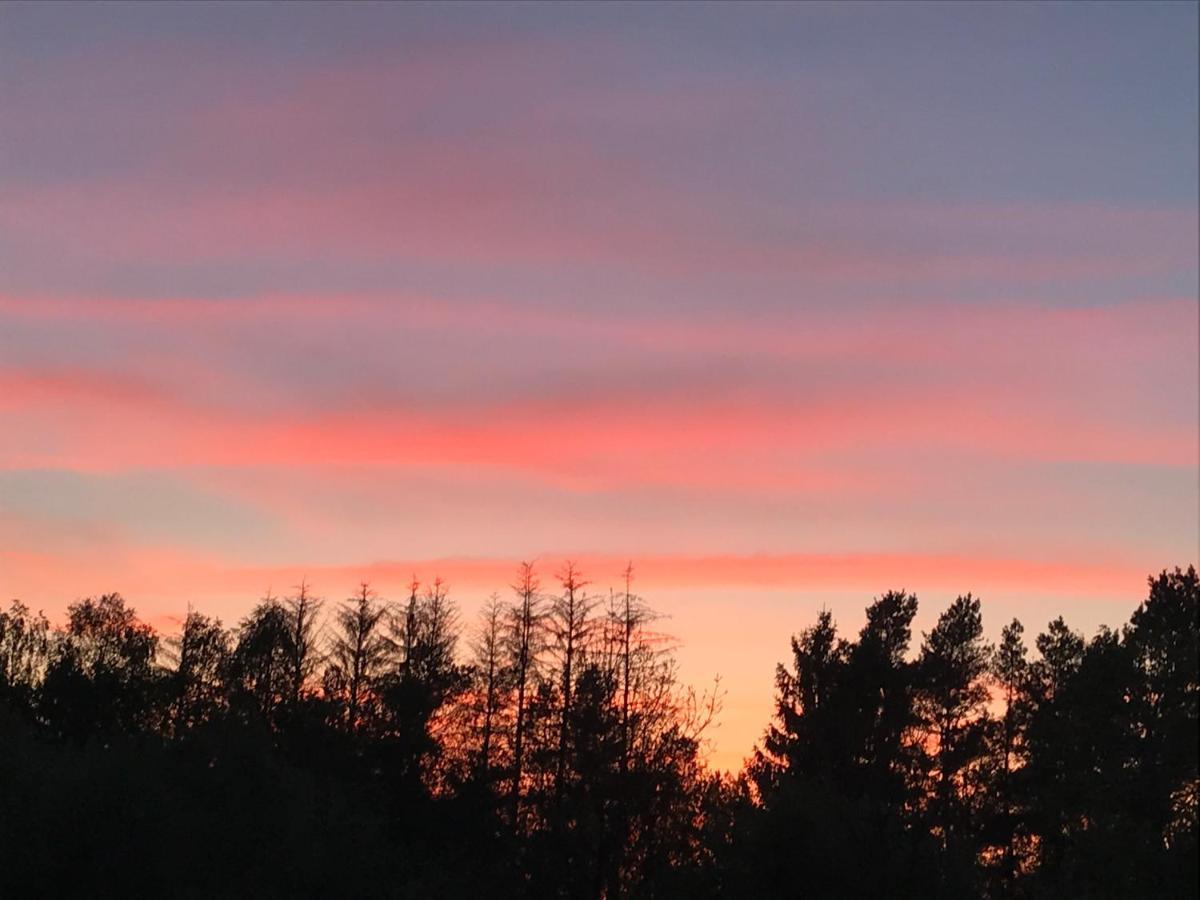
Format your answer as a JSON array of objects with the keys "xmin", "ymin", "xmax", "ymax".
[
  {"xmin": 986, "ymin": 617, "xmax": 1031, "ymax": 890},
  {"xmin": 1126, "ymin": 565, "xmax": 1199, "ymax": 880},
  {"xmin": 914, "ymin": 593, "xmax": 992, "ymax": 891}
]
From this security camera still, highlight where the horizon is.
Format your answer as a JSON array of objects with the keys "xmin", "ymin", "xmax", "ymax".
[{"xmin": 8, "ymin": 548, "xmax": 1193, "ymax": 773}]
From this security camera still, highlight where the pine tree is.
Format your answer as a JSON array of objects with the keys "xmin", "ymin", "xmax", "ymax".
[
  {"xmin": 914, "ymin": 593, "xmax": 992, "ymax": 890},
  {"xmin": 988, "ymin": 618, "xmax": 1031, "ymax": 889}
]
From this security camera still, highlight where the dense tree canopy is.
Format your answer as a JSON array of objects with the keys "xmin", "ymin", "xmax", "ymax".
[{"xmin": 0, "ymin": 565, "xmax": 1195, "ymax": 898}]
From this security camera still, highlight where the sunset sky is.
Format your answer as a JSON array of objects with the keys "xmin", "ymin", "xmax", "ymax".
[{"xmin": 1, "ymin": 1, "xmax": 1197, "ymax": 770}]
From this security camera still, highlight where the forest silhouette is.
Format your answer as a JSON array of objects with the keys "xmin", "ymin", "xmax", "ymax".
[{"xmin": 0, "ymin": 564, "xmax": 1195, "ymax": 899}]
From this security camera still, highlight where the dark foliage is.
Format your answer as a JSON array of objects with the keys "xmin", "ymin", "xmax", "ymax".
[{"xmin": 0, "ymin": 566, "xmax": 1195, "ymax": 898}]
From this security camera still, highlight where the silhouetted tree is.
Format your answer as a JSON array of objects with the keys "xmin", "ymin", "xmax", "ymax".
[
  {"xmin": 914, "ymin": 593, "xmax": 992, "ymax": 893},
  {"xmin": 745, "ymin": 592, "xmax": 934, "ymax": 898},
  {"xmin": 1019, "ymin": 614, "xmax": 1086, "ymax": 883},
  {"xmin": 393, "ymin": 576, "xmax": 422, "ymax": 675},
  {"xmin": 1126, "ymin": 565, "xmax": 1199, "ymax": 892},
  {"xmin": 166, "ymin": 607, "xmax": 230, "ymax": 733},
  {"xmin": 0, "ymin": 565, "xmax": 1195, "ymax": 899},
  {"xmin": 550, "ymin": 560, "xmax": 596, "ymax": 804},
  {"xmin": 40, "ymin": 593, "xmax": 160, "ymax": 739},
  {"xmin": 284, "ymin": 581, "xmax": 323, "ymax": 703},
  {"xmin": 327, "ymin": 582, "xmax": 388, "ymax": 732},
  {"xmin": 377, "ymin": 577, "xmax": 469, "ymax": 797},
  {"xmin": 985, "ymin": 617, "xmax": 1032, "ymax": 890},
  {"xmin": 505, "ymin": 561, "xmax": 545, "ymax": 827},
  {"xmin": 760, "ymin": 608, "xmax": 849, "ymax": 785},
  {"xmin": 613, "ymin": 563, "xmax": 648, "ymax": 780},
  {"xmin": 469, "ymin": 593, "xmax": 508, "ymax": 781},
  {"xmin": 229, "ymin": 596, "xmax": 294, "ymax": 722},
  {"xmin": 0, "ymin": 600, "xmax": 50, "ymax": 720},
  {"xmin": 848, "ymin": 589, "xmax": 922, "ymax": 827}
]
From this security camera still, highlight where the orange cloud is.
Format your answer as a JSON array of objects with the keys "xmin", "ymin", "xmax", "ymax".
[{"xmin": 0, "ymin": 530, "xmax": 1156, "ymax": 619}]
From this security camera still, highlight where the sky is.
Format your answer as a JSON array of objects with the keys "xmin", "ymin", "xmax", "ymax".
[{"xmin": 1, "ymin": 0, "xmax": 1197, "ymax": 770}]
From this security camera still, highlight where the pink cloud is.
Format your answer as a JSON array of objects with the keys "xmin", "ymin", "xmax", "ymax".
[
  {"xmin": 1, "ymin": 296, "xmax": 1195, "ymax": 485},
  {"xmin": 1, "ymin": 362, "xmax": 1193, "ymax": 483}
]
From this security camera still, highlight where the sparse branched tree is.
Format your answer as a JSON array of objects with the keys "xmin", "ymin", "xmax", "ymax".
[
  {"xmin": 374, "ymin": 577, "xmax": 470, "ymax": 794},
  {"xmin": 550, "ymin": 560, "xmax": 595, "ymax": 803},
  {"xmin": 327, "ymin": 582, "xmax": 388, "ymax": 732},
  {"xmin": 391, "ymin": 576, "xmax": 421, "ymax": 677},
  {"xmin": 470, "ymin": 593, "xmax": 508, "ymax": 779},
  {"xmin": 505, "ymin": 561, "xmax": 545, "ymax": 826},
  {"xmin": 284, "ymin": 581, "xmax": 323, "ymax": 703},
  {"xmin": 608, "ymin": 563, "xmax": 663, "ymax": 779}
]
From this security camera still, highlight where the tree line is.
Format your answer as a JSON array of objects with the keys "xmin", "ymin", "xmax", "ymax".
[{"xmin": 0, "ymin": 563, "xmax": 1195, "ymax": 898}]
